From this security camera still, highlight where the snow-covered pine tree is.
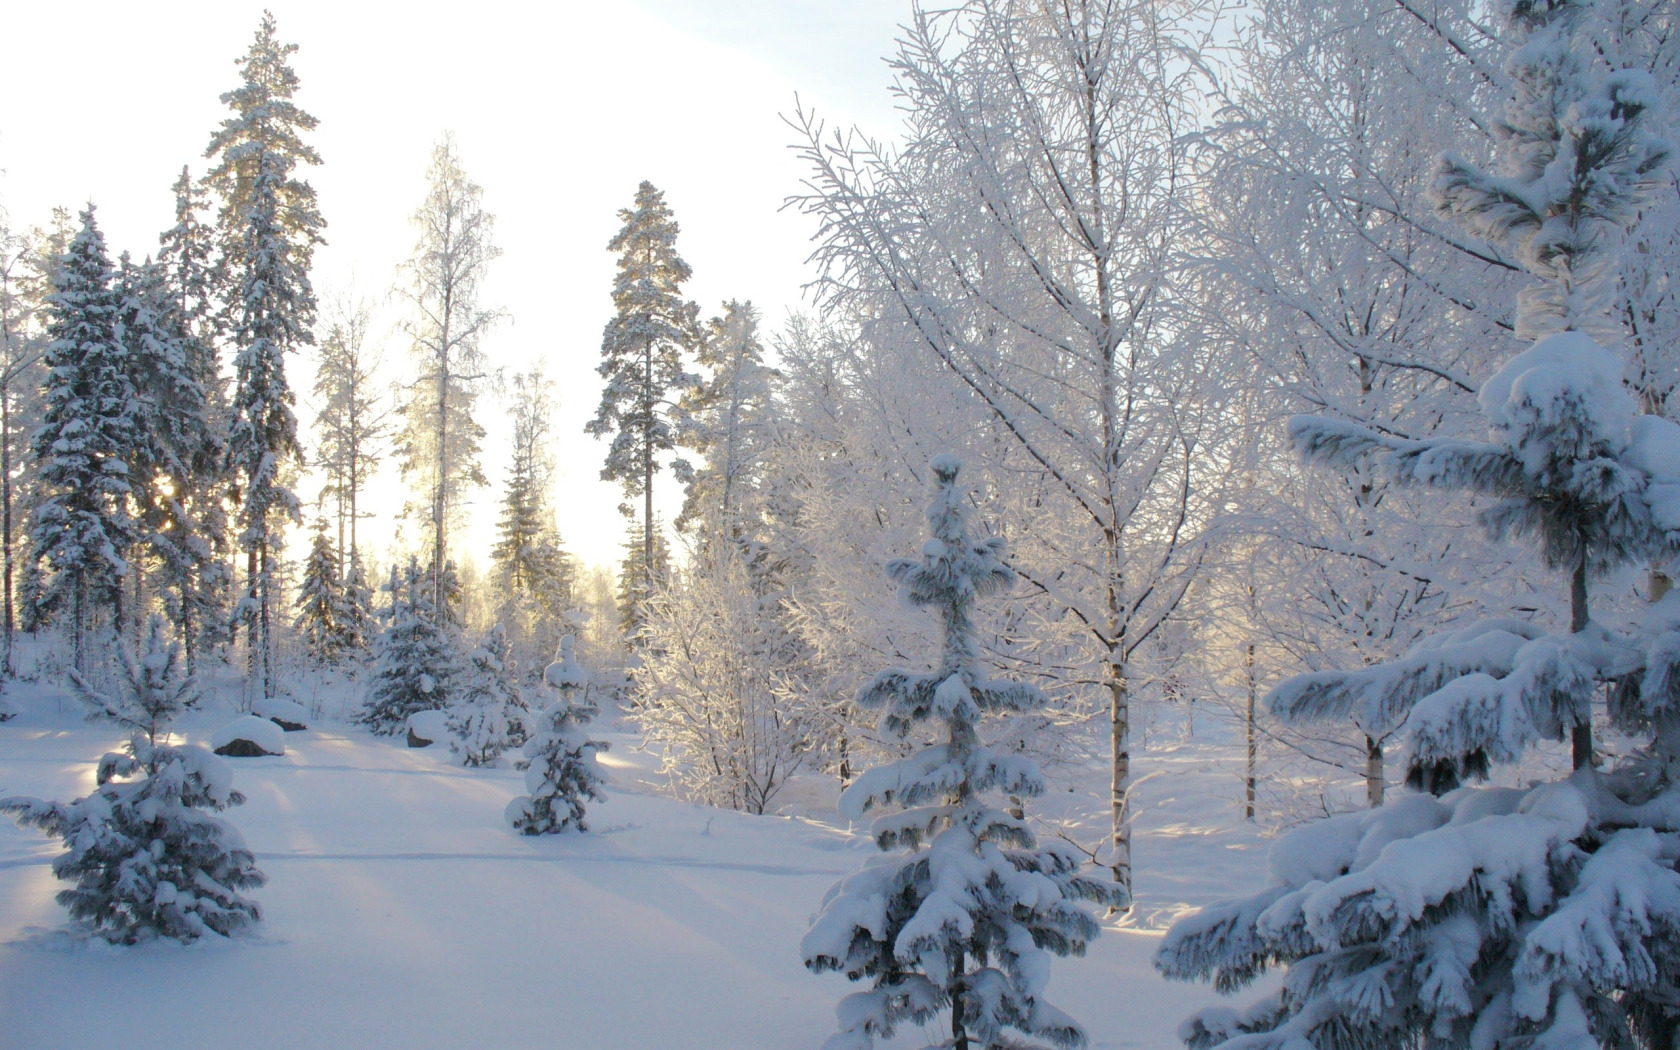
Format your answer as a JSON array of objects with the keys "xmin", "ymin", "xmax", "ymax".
[
  {"xmin": 226, "ymin": 149, "xmax": 308, "ymax": 699},
  {"xmin": 672, "ymin": 299, "xmax": 777, "ymax": 540},
  {"xmin": 31, "ymin": 207, "xmax": 137, "ymax": 672},
  {"xmin": 361, "ymin": 556, "xmax": 459, "ymax": 736},
  {"xmin": 293, "ymin": 516, "xmax": 348, "ymax": 665},
  {"xmin": 1156, "ymin": 6, "xmax": 1680, "ymax": 1047},
  {"xmin": 1, "ymin": 614, "xmax": 264, "ymax": 943},
  {"xmin": 616, "ymin": 515, "xmax": 670, "ymax": 643},
  {"xmin": 203, "ymin": 12, "xmax": 325, "ymax": 275},
  {"xmin": 506, "ymin": 634, "xmax": 607, "ymax": 835},
  {"xmin": 803, "ymin": 456, "xmax": 1123, "ymax": 1050},
  {"xmin": 207, "ymin": 13, "xmax": 321, "ymax": 699},
  {"xmin": 449, "ymin": 624, "xmax": 527, "ymax": 766},
  {"xmin": 586, "ymin": 181, "xmax": 698, "ymax": 591}
]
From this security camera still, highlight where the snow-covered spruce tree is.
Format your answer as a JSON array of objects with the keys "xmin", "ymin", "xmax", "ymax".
[
  {"xmin": 361, "ymin": 557, "xmax": 459, "ymax": 736},
  {"xmin": 616, "ymin": 515, "xmax": 670, "ymax": 643},
  {"xmin": 803, "ymin": 456, "xmax": 1122, "ymax": 1050},
  {"xmin": 117, "ymin": 254, "xmax": 225, "ymax": 662},
  {"xmin": 506, "ymin": 634, "xmax": 607, "ymax": 835},
  {"xmin": 492, "ymin": 367, "xmax": 574, "ymax": 671},
  {"xmin": 339, "ymin": 551, "xmax": 374, "ymax": 657},
  {"xmin": 672, "ymin": 299, "xmax": 778, "ymax": 540},
  {"xmin": 153, "ymin": 169, "xmax": 232, "ymax": 670},
  {"xmin": 1, "ymin": 614, "xmax": 264, "ymax": 943},
  {"xmin": 293, "ymin": 516, "xmax": 349, "ymax": 666},
  {"xmin": 449, "ymin": 624, "xmax": 527, "ymax": 767},
  {"xmin": 1155, "ymin": 6, "xmax": 1680, "ymax": 1047},
  {"xmin": 586, "ymin": 181, "xmax": 698, "ymax": 590},
  {"xmin": 31, "ymin": 207, "xmax": 136, "ymax": 672}
]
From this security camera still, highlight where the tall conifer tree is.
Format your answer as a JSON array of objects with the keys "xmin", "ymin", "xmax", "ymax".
[
  {"xmin": 31, "ymin": 208, "xmax": 136, "ymax": 671},
  {"xmin": 155, "ymin": 169, "xmax": 232, "ymax": 667},
  {"xmin": 587, "ymin": 181, "xmax": 698, "ymax": 593},
  {"xmin": 206, "ymin": 14, "xmax": 321, "ymax": 697},
  {"xmin": 225, "ymin": 152, "xmax": 308, "ymax": 698}
]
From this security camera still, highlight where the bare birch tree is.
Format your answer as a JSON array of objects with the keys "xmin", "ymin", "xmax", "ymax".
[
  {"xmin": 397, "ymin": 134, "xmax": 501, "ymax": 610},
  {"xmin": 791, "ymin": 0, "xmax": 1236, "ymax": 901}
]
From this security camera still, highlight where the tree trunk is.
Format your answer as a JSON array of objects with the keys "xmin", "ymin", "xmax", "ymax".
[
  {"xmin": 644, "ymin": 335, "xmax": 655, "ymax": 599},
  {"xmin": 1108, "ymin": 649, "xmax": 1132, "ymax": 909},
  {"xmin": 260, "ymin": 541, "xmax": 273, "ymax": 699},
  {"xmin": 1366, "ymin": 736, "xmax": 1384, "ymax": 807},
  {"xmin": 1245, "ymin": 642, "xmax": 1256, "ymax": 820},
  {"xmin": 1, "ymin": 375, "xmax": 13, "ymax": 677},
  {"xmin": 434, "ymin": 354, "xmax": 448, "ymax": 610},
  {"xmin": 1571, "ymin": 549, "xmax": 1592, "ymax": 770}
]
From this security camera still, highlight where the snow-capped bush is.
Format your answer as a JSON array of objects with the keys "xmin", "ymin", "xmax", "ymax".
[
  {"xmin": 506, "ymin": 635, "xmax": 607, "ymax": 835},
  {"xmin": 449, "ymin": 624, "xmax": 527, "ymax": 767}
]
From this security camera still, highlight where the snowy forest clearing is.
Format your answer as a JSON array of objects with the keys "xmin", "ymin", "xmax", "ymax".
[{"xmin": 0, "ymin": 686, "xmax": 1247, "ymax": 1049}]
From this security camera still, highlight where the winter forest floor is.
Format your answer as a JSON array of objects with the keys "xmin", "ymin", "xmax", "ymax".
[{"xmin": 0, "ymin": 680, "xmax": 1269, "ymax": 1050}]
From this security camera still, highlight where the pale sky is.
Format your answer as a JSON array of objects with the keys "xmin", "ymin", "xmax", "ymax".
[{"xmin": 0, "ymin": 0, "xmax": 910, "ymax": 574}]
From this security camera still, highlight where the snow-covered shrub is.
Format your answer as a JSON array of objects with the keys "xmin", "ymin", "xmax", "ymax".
[
  {"xmin": 635, "ymin": 545, "xmax": 817, "ymax": 814},
  {"xmin": 506, "ymin": 635, "xmax": 607, "ymax": 835},
  {"xmin": 2, "ymin": 615, "xmax": 264, "ymax": 943},
  {"xmin": 803, "ymin": 456, "xmax": 1123, "ymax": 1050},
  {"xmin": 361, "ymin": 558, "xmax": 460, "ymax": 736},
  {"xmin": 449, "ymin": 624, "xmax": 528, "ymax": 767},
  {"xmin": 1157, "ymin": 6, "xmax": 1680, "ymax": 1046}
]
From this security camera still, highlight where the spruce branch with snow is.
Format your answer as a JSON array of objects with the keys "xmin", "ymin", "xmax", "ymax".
[
  {"xmin": 1158, "ymin": 6, "xmax": 1680, "ymax": 1047},
  {"xmin": 803, "ymin": 456, "xmax": 1123, "ymax": 1050},
  {"xmin": 506, "ymin": 634, "xmax": 607, "ymax": 835}
]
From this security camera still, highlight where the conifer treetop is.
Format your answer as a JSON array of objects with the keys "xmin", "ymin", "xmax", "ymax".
[{"xmin": 204, "ymin": 10, "xmax": 324, "ymax": 253}]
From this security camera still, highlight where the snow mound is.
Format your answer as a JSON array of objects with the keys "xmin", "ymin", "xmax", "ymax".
[
  {"xmin": 212, "ymin": 715, "xmax": 286, "ymax": 757},
  {"xmin": 254, "ymin": 697, "xmax": 308, "ymax": 731},
  {"xmin": 407, "ymin": 709, "xmax": 450, "ymax": 747}
]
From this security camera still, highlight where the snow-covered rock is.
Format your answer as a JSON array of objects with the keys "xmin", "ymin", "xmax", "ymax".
[
  {"xmin": 406, "ymin": 709, "xmax": 449, "ymax": 748},
  {"xmin": 254, "ymin": 697, "xmax": 308, "ymax": 731},
  {"xmin": 212, "ymin": 715, "xmax": 286, "ymax": 757}
]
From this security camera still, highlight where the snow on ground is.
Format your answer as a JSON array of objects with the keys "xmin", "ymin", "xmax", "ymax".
[{"xmin": 0, "ymin": 682, "xmax": 1256, "ymax": 1049}]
